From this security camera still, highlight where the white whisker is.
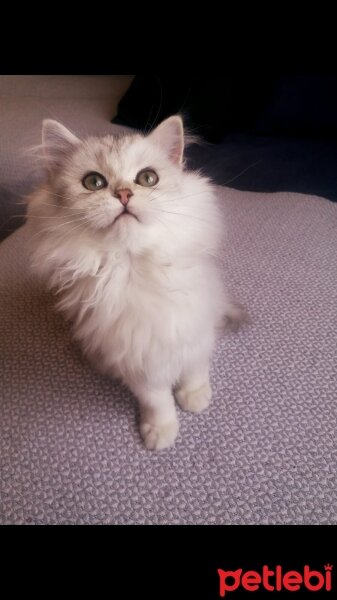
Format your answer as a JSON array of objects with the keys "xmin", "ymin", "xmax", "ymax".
[
  {"xmin": 150, "ymin": 207, "xmax": 212, "ymax": 224},
  {"xmin": 221, "ymin": 160, "xmax": 262, "ymax": 186}
]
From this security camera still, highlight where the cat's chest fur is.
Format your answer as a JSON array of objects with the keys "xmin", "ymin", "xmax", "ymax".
[
  {"xmin": 57, "ymin": 244, "xmax": 209, "ymax": 330},
  {"xmin": 57, "ymin": 246, "xmax": 216, "ymax": 377},
  {"xmin": 66, "ymin": 248, "xmax": 202, "ymax": 319}
]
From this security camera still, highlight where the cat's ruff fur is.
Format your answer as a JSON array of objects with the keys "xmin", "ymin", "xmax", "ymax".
[{"xmin": 26, "ymin": 116, "xmax": 242, "ymax": 450}]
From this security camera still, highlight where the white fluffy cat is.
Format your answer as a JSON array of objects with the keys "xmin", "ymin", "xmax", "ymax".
[{"xmin": 26, "ymin": 116, "xmax": 244, "ymax": 450}]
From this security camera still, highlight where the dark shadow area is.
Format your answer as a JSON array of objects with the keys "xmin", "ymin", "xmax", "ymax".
[
  {"xmin": 185, "ymin": 134, "xmax": 337, "ymax": 202},
  {"xmin": 0, "ymin": 186, "xmax": 26, "ymax": 241},
  {"xmin": 113, "ymin": 74, "xmax": 337, "ymax": 202}
]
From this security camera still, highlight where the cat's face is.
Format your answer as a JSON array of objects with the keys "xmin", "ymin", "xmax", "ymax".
[{"xmin": 42, "ymin": 117, "xmax": 186, "ymax": 235}]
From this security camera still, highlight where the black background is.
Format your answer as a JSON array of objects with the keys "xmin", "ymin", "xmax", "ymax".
[{"xmin": 2, "ymin": 526, "xmax": 336, "ymax": 598}]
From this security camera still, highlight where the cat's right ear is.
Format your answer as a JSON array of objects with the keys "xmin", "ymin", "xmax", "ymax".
[{"xmin": 42, "ymin": 119, "xmax": 80, "ymax": 171}]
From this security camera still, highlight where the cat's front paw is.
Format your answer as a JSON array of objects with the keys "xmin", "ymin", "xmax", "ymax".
[
  {"xmin": 140, "ymin": 419, "xmax": 179, "ymax": 451},
  {"xmin": 176, "ymin": 382, "xmax": 212, "ymax": 413}
]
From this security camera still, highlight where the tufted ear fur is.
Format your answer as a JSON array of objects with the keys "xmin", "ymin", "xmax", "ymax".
[
  {"xmin": 42, "ymin": 119, "xmax": 80, "ymax": 170},
  {"xmin": 149, "ymin": 115, "xmax": 184, "ymax": 165}
]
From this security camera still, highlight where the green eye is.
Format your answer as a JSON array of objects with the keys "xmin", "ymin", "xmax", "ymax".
[
  {"xmin": 136, "ymin": 169, "xmax": 159, "ymax": 187},
  {"xmin": 82, "ymin": 172, "xmax": 108, "ymax": 191}
]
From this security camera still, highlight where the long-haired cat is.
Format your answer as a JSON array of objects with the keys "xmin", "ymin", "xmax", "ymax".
[{"xmin": 26, "ymin": 116, "xmax": 244, "ymax": 450}]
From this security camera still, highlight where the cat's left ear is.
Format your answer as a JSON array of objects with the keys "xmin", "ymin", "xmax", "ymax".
[{"xmin": 149, "ymin": 116, "xmax": 184, "ymax": 166}]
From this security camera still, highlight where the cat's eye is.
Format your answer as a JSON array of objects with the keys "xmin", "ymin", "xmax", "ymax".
[
  {"xmin": 82, "ymin": 172, "xmax": 108, "ymax": 191},
  {"xmin": 136, "ymin": 169, "xmax": 159, "ymax": 187}
]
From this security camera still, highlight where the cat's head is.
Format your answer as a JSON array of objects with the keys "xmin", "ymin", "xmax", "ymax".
[{"xmin": 39, "ymin": 116, "xmax": 218, "ymax": 253}]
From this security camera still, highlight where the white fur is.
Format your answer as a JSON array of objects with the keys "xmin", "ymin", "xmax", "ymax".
[{"xmin": 26, "ymin": 116, "xmax": 231, "ymax": 450}]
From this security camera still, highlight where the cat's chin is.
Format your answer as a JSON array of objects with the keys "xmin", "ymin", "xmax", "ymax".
[{"xmin": 111, "ymin": 211, "xmax": 140, "ymax": 227}]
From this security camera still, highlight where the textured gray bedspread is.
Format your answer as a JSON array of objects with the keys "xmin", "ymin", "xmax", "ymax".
[{"xmin": 1, "ymin": 187, "xmax": 336, "ymax": 524}]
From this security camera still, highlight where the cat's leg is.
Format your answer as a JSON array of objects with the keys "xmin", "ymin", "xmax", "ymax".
[
  {"xmin": 129, "ymin": 381, "xmax": 179, "ymax": 450},
  {"xmin": 175, "ymin": 362, "xmax": 212, "ymax": 413}
]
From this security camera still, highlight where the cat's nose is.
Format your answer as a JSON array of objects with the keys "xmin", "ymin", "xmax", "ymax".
[{"xmin": 114, "ymin": 188, "xmax": 133, "ymax": 206}]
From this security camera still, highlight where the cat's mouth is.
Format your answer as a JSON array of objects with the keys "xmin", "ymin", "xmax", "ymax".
[{"xmin": 113, "ymin": 207, "xmax": 140, "ymax": 225}]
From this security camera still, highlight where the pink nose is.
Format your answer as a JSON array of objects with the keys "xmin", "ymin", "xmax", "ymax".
[{"xmin": 114, "ymin": 188, "xmax": 133, "ymax": 206}]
